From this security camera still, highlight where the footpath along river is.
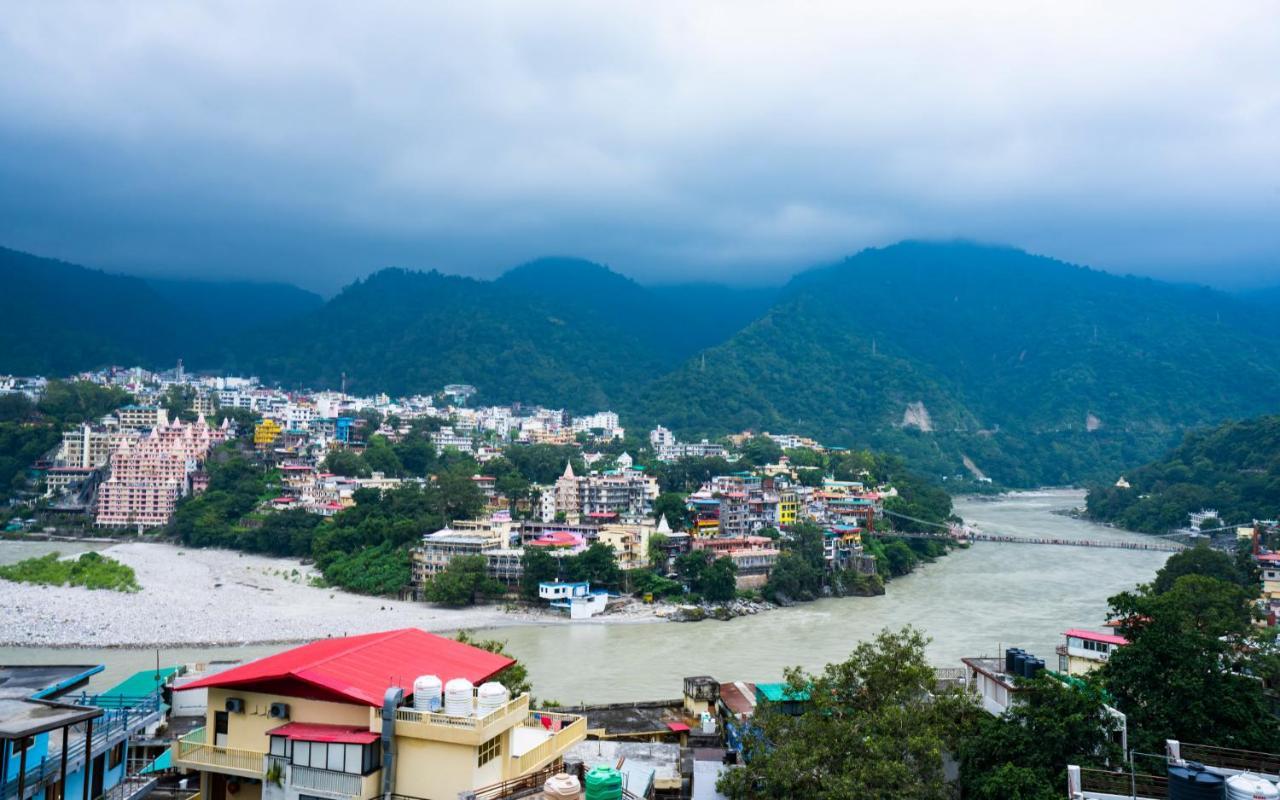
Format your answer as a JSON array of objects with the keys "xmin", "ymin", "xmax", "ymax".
[{"xmin": 0, "ymin": 489, "xmax": 1169, "ymax": 703}]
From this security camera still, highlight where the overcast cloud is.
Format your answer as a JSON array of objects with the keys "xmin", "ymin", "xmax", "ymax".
[{"xmin": 1, "ymin": 2, "xmax": 1277, "ymax": 293}]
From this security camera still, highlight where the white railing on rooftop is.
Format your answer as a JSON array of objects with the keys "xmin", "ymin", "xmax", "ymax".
[{"xmin": 394, "ymin": 694, "xmax": 529, "ymax": 731}]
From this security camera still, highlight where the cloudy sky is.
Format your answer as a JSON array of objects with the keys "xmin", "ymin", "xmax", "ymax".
[{"xmin": 1, "ymin": 2, "xmax": 1277, "ymax": 293}]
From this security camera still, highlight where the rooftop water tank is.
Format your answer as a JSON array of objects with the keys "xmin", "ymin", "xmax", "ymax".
[
  {"xmin": 1024, "ymin": 657, "xmax": 1045, "ymax": 679},
  {"xmin": 444, "ymin": 678, "xmax": 474, "ymax": 717},
  {"xmin": 542, "ymin": 773, "xmax": 582, "ymax": 799},
  {"xmin": 1004, "ymin": 648, "xmax": 1022, "ymax": 674},
  {"xmin": 412, "ymin": 675, "xmax": 442, "ymax": 712},
  {"xmin": 1168, "ymin": 763, "xmax": 1226, "ymax": 800},
  {"xmin": 1012, "ymin": 652, "xmax": 1027, "ymax": 676},
  {"xmin": 584, "ymin": 766, "xmax": 623, "ymax": 800},
  {"xmin": 476, "ymin": 682, "xmax": 510, "ymax": 717},
  {"xmin": 1226, "ymin": 773, "xmax": 1280, "ymax": 800}
]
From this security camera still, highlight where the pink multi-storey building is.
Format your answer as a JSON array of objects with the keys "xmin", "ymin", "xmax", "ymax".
[{"xmin": 95, "ymin": 416, "xmax": 231, "ymax": 529}]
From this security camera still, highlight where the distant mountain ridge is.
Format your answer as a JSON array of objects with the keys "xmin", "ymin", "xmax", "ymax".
[
  {"xmin": 4, "ymin": 241, "xmax": 1280, "ymax": 486},
  {"xmin": 0, "ymin": 246, "xmax": 322, "ymax": 374}
]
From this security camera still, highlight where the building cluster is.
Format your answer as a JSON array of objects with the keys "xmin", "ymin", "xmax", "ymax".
[{"xmin": 93, "ymin": 416, "xmax": 230, "ymax": 529}]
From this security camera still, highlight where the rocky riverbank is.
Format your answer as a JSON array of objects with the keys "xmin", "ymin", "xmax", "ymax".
[{"xmin": 657, "ymin": 599, "xmax": 776, "ymax": 622}]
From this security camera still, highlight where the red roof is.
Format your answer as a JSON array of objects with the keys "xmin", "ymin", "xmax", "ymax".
[
  {"xmin": 665, "ymin": 721, "xmax": 691, "ymax": 732},
  {"xmin": 1064, "ymin": 628, "xmax": 1128, "ymax": 647},
  {"xmin": 266, "ymin": 722, "xmax": 379, "ymax": 744},
  {"xmin": 176, "ymin": 628, "xmax": 514, "ymax": 706},
  {"xmin": 1257, "ymin": 553, "xmax": 1280, "ymax": 563}
]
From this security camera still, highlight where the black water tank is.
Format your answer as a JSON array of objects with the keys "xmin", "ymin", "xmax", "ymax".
[
  {"xmin": 1012, "ymin": 652, "xmax": 1027, "ymax": 676},
  {"xmin": 1168, "ymin": 763, "xmax": 1226, "ymax": 800},
  {"xmin": 1004, "ymin": 648, "xmax": 1021, "ymax": 674},
  {"xmin": 1025, "ymin": 658, "xmax": 1045, "ymax": 678}
]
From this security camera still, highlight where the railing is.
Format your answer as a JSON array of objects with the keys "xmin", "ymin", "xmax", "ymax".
[
  {"xmin": 511, "ymin": 713, "xmax": 588, "ymax": 776},
  {"xmin": 471, "ymin": 764, "xmax": 564, "ymax": 800},
  {"xmin": 1077, "ymin": 768, "xmax": 1167, "ymax": 798},
  {"xmin": 1178, "ymin": 742, "xmax": 1280, "ymax": 776},
  {"xmin": 0, "ymin": 694, "xmax": 163, "ymax": 800},
  {"xmin": 394, "ymin": 694, "xmax": 529, "ymax": 731},
  {"xmin": 174, "ymin": 728, "xmax": 266, "ymax": 776},
  {"xmin": 289, "ymin": 765, "xmax": 364, "ymax": 798}
]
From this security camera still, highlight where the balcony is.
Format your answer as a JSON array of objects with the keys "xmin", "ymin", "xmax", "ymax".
[
  {"xmin": 173, "ymin": 728, "xmax": 266, "ymax": 779},
  {"xmin": 290, "ymin": 765, "xmax": 381, "ymax": 799},
  {"xmin": 392, "ymin": 694, "xmax": 530, "ymax": 746},
  {"xmin": 510, "ymin": 712, "xmax": 587, "ymax": 776}
]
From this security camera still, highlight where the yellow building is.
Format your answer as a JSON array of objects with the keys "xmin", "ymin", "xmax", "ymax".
[
  {"xmin": 254, "ymin": 419, "xmax": 284, "ymax": 446},
  {"xmin": 173, "ymin": 629, "xmax": 585, "ymax": 800},
  {"xmin": 1054, "ymin": 629, "xmax": 1127, "ymax": 676},
  {"xmin": 597, "ymin": 524, "xmax": 651, "ymax": 571},
  {"xmin": 778, "ymin": 491, "xmax": 799, "ymax": 526}
]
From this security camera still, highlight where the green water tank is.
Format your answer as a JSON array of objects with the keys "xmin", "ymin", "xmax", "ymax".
[{"xmin": 584, "ymin": 765, "xmax": 623, "ymax": 800}]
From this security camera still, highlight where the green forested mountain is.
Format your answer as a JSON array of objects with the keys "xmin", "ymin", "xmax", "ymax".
[
  {"xmin": 496, "ymin": 257, "xmax": 777, "ymax": 358},
  {"xmin": 0, "ymin": 246, "xmax": 322, "ymax": 374},
  {"xmin": 635, "ymin": 242, "xmax": 1280, "ymax": 485},
  {"xmin": 220, "ymin": 266, "xmax": 673, "ymax": 407},
  {"xmin": 0, "ymin": 246, "xmax": 185, "ymax": 373},
  {"xmin": 7, "ymin": 241, "xmax": 1280, "ymax": 488},
  {"xmin": 1085, "ymin": 415, "xmax": 1280, "ymax": 532}
]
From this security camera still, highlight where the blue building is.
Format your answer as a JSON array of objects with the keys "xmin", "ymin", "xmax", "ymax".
[{"xmin": 1, "ymin": 665, "xmax": 163, "ymax": 800}]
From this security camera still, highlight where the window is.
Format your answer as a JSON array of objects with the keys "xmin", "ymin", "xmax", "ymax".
[
  {"xmin": 477, "ymin": 735, "xmax": 501, "ymax": 767},
  {"xmin": 293, "ymin": 741, "xmax": 310, "ymax": 766},
  {"xmin": 269, "ymin": 736, "xmax": 291, "ymax": 757},
  {"xmin": 326, "ymin": 742, "xmax": 344, "ymax": 772},
  {"xmin": 109, "ymin": 743, "xmax": 124, "ymax": 770},
  {"xmin": 309, "ymin": 742, "xmax": 328, "ymax": 769},
  {"xmin": 11, "ymin": 737, "xmax": 34, "ymax": 756},
  {"xmin": 344, "ymin": 744, "xmax": 361, "ymax": 773}
]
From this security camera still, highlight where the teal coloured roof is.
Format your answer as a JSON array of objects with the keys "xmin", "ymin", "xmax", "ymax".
[
  {"xmin": 754, "ymin": 683, "xmax": 810, "ymax": 703},
  {"xmin": 101, "ymin": 666, "xmax": 182, "ymax": 697},
  {"xmin": 139, "ymin": 748, "xmax": 171, "ymax": 774}
]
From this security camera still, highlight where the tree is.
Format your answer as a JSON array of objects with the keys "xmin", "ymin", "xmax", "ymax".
[
  {"xmin": 740, "ymin": 436, "xmax": 783, "ymax": 467},
  {"xmin": 454, "ymin": 631, "xmax": 531, "ymax": 696},
  {"xmin": 764, "ymin": 551, "xmax": 822, "ymax": 602},
  {"xmin": 361, "ymin": 435, "xmax": 404, "ymax": 477},
  {"xmin": 324, "ymin": 448, "xmax": 370, "ymax": 478},
  {"xmin": 424, "ymin": 555, "xmax": 503, "ymax": 606},
  {"xmin": 719, "ymin": 627, "xmax": 977, "ymax": 800},
  {"xmin": 652, "ymin": 492, "xmax": 691, "ymax": 530},
  {"xmin": 1100, "ymin": 574, "xmax": 1279, "ymax": 752},
  {"xmin": 565, "ymin": 542, "xmax": 622, "ymax": 590},
  {"xmin": 702, "ymin": 557, "xmax": 738, "ymax": 602},
  {"xmin": 520, "ymin": 548, "xmax": 561, "ymax": 599},
  {"xmin": 958, "ymin": 675, "xmax": 1121, "ymax": 800},
  {"xmin": 161, "ymin": 385, "xmax": 198, "ymax": 422},
  {"xmin": 1151, "ymin": 543, "xmax": 1247, "ymax": 594},
  {"xmin": 433, "ymin": 466, "xmax": 485, "ymax": 521}
]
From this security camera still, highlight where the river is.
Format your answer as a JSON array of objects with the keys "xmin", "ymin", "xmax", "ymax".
[{"xmin": 0, "ymin": 489, "xmax": 1168, "ymax": 703}]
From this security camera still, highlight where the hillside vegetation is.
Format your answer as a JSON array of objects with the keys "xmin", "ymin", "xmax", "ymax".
[
  {"xmin": 6, "ymin": 241, "xmax": 1280, "ymax": 487},
  {"xmin": 1085, "ymin": 415, "xmax": 1280, "ymax": 532}
]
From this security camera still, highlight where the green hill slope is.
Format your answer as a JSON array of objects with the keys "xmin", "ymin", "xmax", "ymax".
[
  {"xmin": 1085, "ymin": 415, "xmax": 1280, "ymax": 532},
  {"xmin": 635, "ymin": 242, "xmax": 1280, "ymax": 485}
]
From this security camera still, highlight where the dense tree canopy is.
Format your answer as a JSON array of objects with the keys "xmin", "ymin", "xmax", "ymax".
[
  {"xmin": 719, "ymin": 627, "xmax": 976, "ymax": 800},
  {"xmin": 1087, "ymin": 414, "xmax": 1280, "ymax": 532}
]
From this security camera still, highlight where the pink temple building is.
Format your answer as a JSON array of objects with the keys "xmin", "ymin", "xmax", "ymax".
[{"xmin": 95, "ymin": 416, "xmax": 231, "ymax": 529}]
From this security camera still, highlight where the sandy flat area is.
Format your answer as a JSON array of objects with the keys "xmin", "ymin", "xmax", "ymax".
[{"xmin": 0, "ymin": 542, "xmax": 661, "ymax": 647}]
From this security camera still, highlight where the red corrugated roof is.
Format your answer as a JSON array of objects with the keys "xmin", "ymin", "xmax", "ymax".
[
  {"xmin": 665, "ymin": 721, "xmax": 691, "ymax": 732},
  {"xmin": 176, "ymin": 628, "xmax": 514, "ymax": 706},
  {"xmin": 266, "ymin": 722, "xmax": 379, "ymax": 744},
  {"xmin": 1064, "ymin": 628, "xmax": 1128, "ymax": 646}
]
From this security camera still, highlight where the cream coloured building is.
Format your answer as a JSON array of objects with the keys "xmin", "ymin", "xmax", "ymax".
[{"xmin": 173, "ymin": 629, "xmax": 584, "ymax": 800}]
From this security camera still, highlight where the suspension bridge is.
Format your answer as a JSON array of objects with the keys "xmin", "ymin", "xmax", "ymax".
[{"xmin": 873, "ymin": 509, "xmax": 1187, "ymax": 552}]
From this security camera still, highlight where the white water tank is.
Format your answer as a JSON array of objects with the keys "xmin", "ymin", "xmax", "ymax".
[
  {"xmin": 542, "ymin": 773, "xmax": 582, "ymax": 799},
  {"xmin": 412, "ymin": 675, "xmax": 443, "ymax": 712},
  {"xmin": 476, "ymin": 682, "xmax": 510, "ymax": 716},
  {"xmin": 444, "ymin": 678, "xmax": 474, "ymax": 717},
  {"xmin": 1226, "ymin": 773, "xmax": 1280, "ymax": 800}
]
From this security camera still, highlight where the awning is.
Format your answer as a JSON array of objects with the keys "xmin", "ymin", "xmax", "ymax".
[{"xmin": 266, "ymin": 722, "xmax": 380, "ymax": 744}]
